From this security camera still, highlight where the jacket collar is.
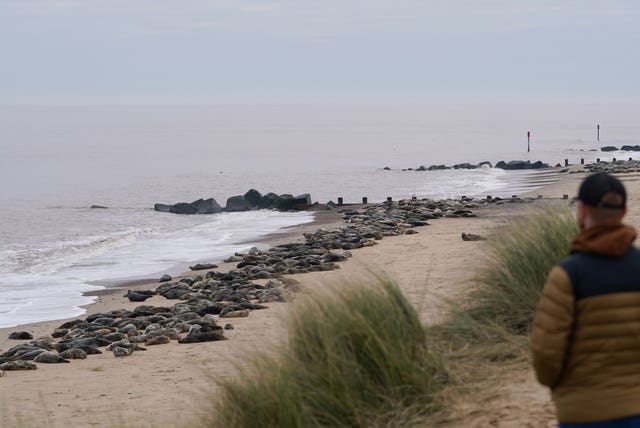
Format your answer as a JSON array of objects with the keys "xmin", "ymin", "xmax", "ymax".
[{"xmin": 571, "ymin": 224, "xmax": 637, "ymax": 257}]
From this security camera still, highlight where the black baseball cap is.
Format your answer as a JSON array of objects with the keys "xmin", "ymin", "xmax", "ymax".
[{"xmin": 577, "ymin": 172, "xmax": 627, "ymax": 209}]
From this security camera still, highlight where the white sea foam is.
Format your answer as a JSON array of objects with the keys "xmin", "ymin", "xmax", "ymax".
[{"xmin": 0, "ymin": 210, "xmax": 314, "ymax": 328}]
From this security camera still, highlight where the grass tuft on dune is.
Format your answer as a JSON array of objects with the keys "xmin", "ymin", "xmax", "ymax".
[{"xmin": 207, "ymin": 278, "xmax": 450, "ymax": 428}]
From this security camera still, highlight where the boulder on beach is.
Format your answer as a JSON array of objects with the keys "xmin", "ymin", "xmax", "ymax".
[
  {"xmin": 292, "ymin": 194, "xmax": 312, "ymax": 206},
  {"xmin": 531, "ymin": 161, "xmax": 549, "ymax": 169},
  {"xmin": 192, "ymin": 198, "xmax": 222, "ymax": 214},
  {"xmin": 155, "ymin": 198, "xmax": 222, "ymax": 215},
  {"xmin": 259, "ymin": 192, "xmax": 279, "ymax": 209},
  {"xmin": 170, "ymin": 203, "xmax": 198, "ymax": 215},
  {"xmin": 494, "ymin": 160, "xmax": 548, "ymax": 170},
  {"xmin": 154, "ymin": 203, "xmax": 173, "ymax": 213},
  {"xmin": 601, "ymin": 146, "xmax": 618, "ymax": 152},
  {"xmin": 453, "ymin": 163, "xmax": 477, "ymax": 169},
  {"xmin": 428, "ymin": 165, "xmax": 448, "ymax": 171},
  {"xmin": 272, "ymin": 194, "xmax": 294, "ymax": 210},
  {"xmin": 225, "ymin": 195, "xmax": 248, "ymax": 212},
  {"xmin": 244, "ymin": 189, "xmax": 263, "ymax": 209}
]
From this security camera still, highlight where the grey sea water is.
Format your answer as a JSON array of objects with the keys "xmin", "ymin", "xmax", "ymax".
[{"xmin": 0, "ymin": 103, "xmax": 638, "ymax": 327}]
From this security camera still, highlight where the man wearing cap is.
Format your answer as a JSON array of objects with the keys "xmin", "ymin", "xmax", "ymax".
[{"xmin": 530, "ymin": 172, "xmax": 640, "ymax": 427}]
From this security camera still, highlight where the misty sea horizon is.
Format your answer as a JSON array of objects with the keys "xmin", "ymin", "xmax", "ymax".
[{"xmin": 1, "ymin": 103, "xmax": 638, "ymax": 328}]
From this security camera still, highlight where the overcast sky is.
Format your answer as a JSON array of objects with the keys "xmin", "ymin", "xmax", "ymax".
[{"xmin": 1, "ymin": 0, "xmax": 638, "ymax": 105}]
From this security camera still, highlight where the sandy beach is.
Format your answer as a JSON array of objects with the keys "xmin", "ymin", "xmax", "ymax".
[{"xmin": 3, "ymin": 168, "xmax": 640, "ymax": 428}]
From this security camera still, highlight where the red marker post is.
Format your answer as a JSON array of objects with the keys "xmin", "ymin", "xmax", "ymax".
[{"xmin": 527, "ymin": 131, "xmax": 531, "ymax": 152}]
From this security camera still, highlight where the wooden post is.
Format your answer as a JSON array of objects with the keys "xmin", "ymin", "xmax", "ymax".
[
  {"xmin": 597, "ymin": 158, "xmax": 600, "ymax": 163},
  {"xmin": 563, "ymin": 194, "xmax": 569, "ymax": 200},
  {"xmin": 613, "ymin": 158, "xmax": 617, "ymax": 162},
  {"xmin": 581, "ymin": 158, "xmax": 584, "ymax": 165},
  {"xmin": 386, "ymin": 197, "xmax": 392, "ymax": 203},
  {"xmin": 411, "ymin": 196, "xmax": 417, "ymax": 201},
  {"xmin": 597, "ymin": 124, "xmax": 600, "ymax": 141},
  {"xmin": 564, "ymin": 159, "xmax": 569, "ymax": 167},
  {"xmin": 362, "ymin": 197, "xmax": 368, "ymax": 204},
  {"xmin": 337, "ymin": 197, "xmax": 343, "ymax": 206},
  {"xmin": 527, "ymin": 131, "xmax": 531, "ymax": 152}
]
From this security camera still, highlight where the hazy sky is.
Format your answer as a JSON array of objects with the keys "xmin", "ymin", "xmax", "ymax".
[{"xmin": 1, "ymin": 0, "xmax": 638, "ymax": 105}]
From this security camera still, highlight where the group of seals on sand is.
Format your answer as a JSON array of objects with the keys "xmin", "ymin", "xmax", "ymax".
[{"xmin": 1, "ymin": 196, "xmax": 534, "ymax": 376}]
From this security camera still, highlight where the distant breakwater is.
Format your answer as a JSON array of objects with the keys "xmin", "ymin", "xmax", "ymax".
[
  {"xmin": 385, "ymin": 159, "xmax": 550, "ymax": 172},
  {"xmin": 154, "ymin": 189, "xmax": 313, "ymax": 215}
]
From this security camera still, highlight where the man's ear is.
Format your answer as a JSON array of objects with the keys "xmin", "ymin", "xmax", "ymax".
[{"xmin": 576, "ymin": 201, "xmax": 586, "ymax": 230}]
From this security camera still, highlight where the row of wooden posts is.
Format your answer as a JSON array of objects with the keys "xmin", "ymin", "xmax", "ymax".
[
  {"xmin": 334, "ymin": 193, "xmax": 577, "ymax": 206},
  {"xmin": 568, "ymin": 156, "xmax": 634, "ymax": 166}
]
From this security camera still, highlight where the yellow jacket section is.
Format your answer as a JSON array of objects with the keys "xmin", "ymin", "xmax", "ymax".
[{"xmin": 530, "ymin": 266, "xmax": 640, "ymax": 423}]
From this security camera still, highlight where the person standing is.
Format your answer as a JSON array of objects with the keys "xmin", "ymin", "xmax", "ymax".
[{"xmin": 530, "ymin": 172, "xmax": 640, "ymax": 427}]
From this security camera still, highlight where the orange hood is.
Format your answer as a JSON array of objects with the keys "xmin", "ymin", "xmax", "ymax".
[{"xmin": 571, "ymin": 224, "xmax": 637, "ymax": 257}]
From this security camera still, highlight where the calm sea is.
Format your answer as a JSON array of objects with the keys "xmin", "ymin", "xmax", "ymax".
[{"xmin": 1, "ymin": 103, "xmax": 638, "ymax": 327}]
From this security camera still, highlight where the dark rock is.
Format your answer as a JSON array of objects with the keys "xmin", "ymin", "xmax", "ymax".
[
  {"xmin": 531, "ymin": 161, "xmax": 549, "ymax": 169},
  {"xmin": 326, "ymin": 201, "xmax": 337, "ymax": 210},
  {"xmin": 8, "ymin": 331, "xmax": 33, "ymax": 340},
  {"xmin": 504, "ymin": 160, "xmax": 529, "ymax": 170},
  {"xmin": 601, "ymin": 146, "xmax": 618, "ymax": 152},
  {"xmin": 225, "ymin": 195, "xmax": 248, "ymax": 212},
  {"xmin": 191, "ymin": 198, "xmax": 222, "ymax": 214},
  {"xmin": 259, "ymin": 192, "xmax": 279, "ymax": 209},
  {"xmin": 620, "ymin": 145, "xmax": 640, "ymax": 151},
  {"xmin": 224, "ymin": 324, "xmax": 234, "ymax": 330},
  {"xmin": 428, "ymin": 165, "xmax": 448, "ymax": 171},
  {"xmin": 154, "ymin": 203, "xmax": 173, "ymax": 213},
  {"xmin": 272, "ymin": 194, "xmax": 294, "ymax": 211},
  {"xmin": 170, "ymin": 203, "xmax": 198, "ymax": 215},
  {"xmin": 292, "ymin": 194, "xmax": 312, "ymax": 206},
  {"xmin": 90, "ymin": 205, "xmax": 108, "ymax": 209},
  {"xmin": 495, "ymin": 161, "xmax": 507, "ymax": 169},
  {"xmin": 416, "ymin": 165, "xmax": 427, "ymax": 171},
  {"xmin": 159, "ymin": 274, "xmax": 172, "ymax": 283},
  {"xmin": 244, "ymin": 189, "xmax": 263, "ymax": 209},
  {"xmin": 477, "ymin": 161, "xmax": 492, "ymax": 168},
  {"xmin": 453, "ymin": 163, "xmax": 477, "ymax": 169},
  {"xmin": 383, "ymin": 166, "xmax": 391, "ymax": 170}
]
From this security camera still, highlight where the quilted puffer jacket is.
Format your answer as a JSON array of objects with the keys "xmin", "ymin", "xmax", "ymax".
[{"xmin": 530, "ymin": 224, "xmax": 640, "ymax": 423}]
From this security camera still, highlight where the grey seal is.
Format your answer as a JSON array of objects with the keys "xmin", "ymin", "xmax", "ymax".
[{"xmin": 33, "ymin": 352, "xmax": 70, "ymax": 364}]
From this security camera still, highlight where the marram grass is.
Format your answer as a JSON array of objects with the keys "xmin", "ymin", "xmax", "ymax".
[
  {"xmin": 207, "ymin": 278, "xmax": 450, "ymax": 428},
  {"xmin": 469, "ymin": 208, "xmax": 578, "ymax": 335},
  {"xmin": 441, "ymin": 208, "xmax": 578, "ymax": 347}
]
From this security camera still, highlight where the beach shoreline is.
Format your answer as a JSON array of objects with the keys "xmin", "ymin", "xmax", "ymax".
[{"xmin": 6, "ymin": 166, "xmax": 640, "ymax": 427}]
